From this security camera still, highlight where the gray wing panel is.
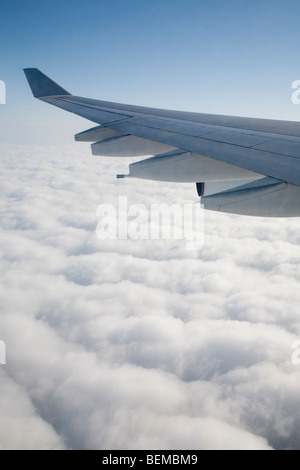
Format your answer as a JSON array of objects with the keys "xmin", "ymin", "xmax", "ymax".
[
  {"xmin": 24, "ymin": 69, "xmax": 300, "ymax": 185},
  {"xmin": 105, "ymin": 120, "xmax": 300, "ymax": 186},
  {"xmin": 122, "ymin": 115, "xmax": 300, "ymax": 145},
  {"xmin": 46, "ymin": 95, "xmax": 300, "ymax": 138},
  {"xmin": 41, "ymin": 95, "xmax": 300, "ymax": 186},
  {"xmin": 254, "ymin": 139, "xmax": 300, "ymax": 158},
  {"xmin": 45, "ymin": 95, "xmax": 300, "ymax": 137},
  {"xmin": 42, "ymin": 96, "xmax": 133, "ymax": 124}
]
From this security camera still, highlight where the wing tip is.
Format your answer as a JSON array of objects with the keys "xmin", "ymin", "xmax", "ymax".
[{"xmin": 23, "ymin": 68, "xmax": 71, "ymax": 98}]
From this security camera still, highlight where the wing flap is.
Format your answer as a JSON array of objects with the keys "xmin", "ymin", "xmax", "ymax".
[
  {"xmin": 201, "ymin": 177, "xmax": 300, "ymax": 217},
  {"xmin": 91, "ymin": 135, "xmax": 175, "ymax": 157},
  {"xmin": 75, "ymin": 126, "xmax": 123, "ymax": 142}
]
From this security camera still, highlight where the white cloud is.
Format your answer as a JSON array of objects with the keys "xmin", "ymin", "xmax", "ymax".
[
  {"xmin": 0, "ymin": 143, "xmax": 299, "ymax": 449},
  {"xmin": 0, "ymin": 368, "xmax": 65, "ymax": 450}
]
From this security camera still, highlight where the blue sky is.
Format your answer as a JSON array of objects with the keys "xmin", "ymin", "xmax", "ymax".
[{"xmin": 1, "ymin": 0, "xmax": 300, "ymax": 144}]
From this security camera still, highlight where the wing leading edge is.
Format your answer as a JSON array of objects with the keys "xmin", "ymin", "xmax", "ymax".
[{"xmin": 24, "ymin": 68, "xmax": 300, "ymax": 217}]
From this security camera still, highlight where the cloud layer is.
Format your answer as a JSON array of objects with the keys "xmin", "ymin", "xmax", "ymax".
[{"xmin": 0, "ymin": 143, "xmax": 300, "ymax": 450}]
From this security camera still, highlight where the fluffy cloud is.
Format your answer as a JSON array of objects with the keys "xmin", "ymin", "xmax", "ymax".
[{"xmin": 0, "ymin": 143, "xmax": 299, "ymax": 449}]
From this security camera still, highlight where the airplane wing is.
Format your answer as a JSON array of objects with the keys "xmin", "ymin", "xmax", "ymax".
[{"xmin": 24, "ymin": 68, "xmax": 300, "ymax": 217}]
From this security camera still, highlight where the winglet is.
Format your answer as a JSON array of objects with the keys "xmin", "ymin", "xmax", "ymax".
[{"xmin": 23, "ymin": 68, "xmax": 71, "ymax": 98}]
